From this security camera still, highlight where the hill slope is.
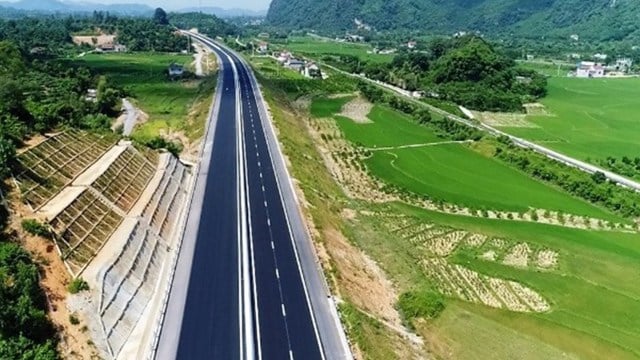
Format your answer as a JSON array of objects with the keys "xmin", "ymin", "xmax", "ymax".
[
  {"xmin": 266, "ymin": 0, "xmax": 640, "ymax": 40},
  {"xmin": 0, "ymin": 0, "xmax": 152, "ymax": 14}
]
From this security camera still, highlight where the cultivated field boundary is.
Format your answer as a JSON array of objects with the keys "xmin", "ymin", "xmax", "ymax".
[{"xmin": 320, "ymin": 63, "xmax": 640, "ymax": 194}]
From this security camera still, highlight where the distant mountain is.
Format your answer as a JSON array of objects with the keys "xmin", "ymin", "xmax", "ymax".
[
  {"xmin": 0, "ymin": 0, "xmax": 153, "ymax": 14},
  {"xmin": 177, "ymin": 6, "xmax": 266, "ymax": 18},
  {"xmin": 266, "ymin": 0, "xmax": 640, "ymax": 41}
]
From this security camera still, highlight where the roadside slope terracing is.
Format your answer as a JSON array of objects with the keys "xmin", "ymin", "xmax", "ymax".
[{"xmin": 13, "ymin": 130, "xmax": 194, "ymax": 359}]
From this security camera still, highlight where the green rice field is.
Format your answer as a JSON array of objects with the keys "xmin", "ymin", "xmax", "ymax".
[
  {"xmin": 503, "ymin": 76, "xmax": 640, "ymax": 161},
  {"xmin": 357, "ymin": 203, "xmax": 640, "ymax": 360}
]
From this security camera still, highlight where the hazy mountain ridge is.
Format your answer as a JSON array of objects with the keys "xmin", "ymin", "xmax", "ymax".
[
  {"xmin": 178, "ymin": 6, "xmax": 266, "ymax": 18},
  {"xmin": 266, "ymin": 0, "xmax": 640, "ymax": 40},
  {"xmin": 0, "ymin": 0, "xmax": 153, "ymax": 14},
  {"xmin": 0, "ymin": 0, "xmax": 265, "ymax": 18}
]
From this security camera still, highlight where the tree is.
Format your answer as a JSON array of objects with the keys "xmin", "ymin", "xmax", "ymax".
[
  {"xmin": 0, "ymin": 135, "xmax": 15, "ymax": 179},
  {"xmin": 153, "ymin": 8, "xmax": 169, "ymax": 26},
  {"xmin": 592, "ymin": 171, "xmax": 607, "ymax": 184}
]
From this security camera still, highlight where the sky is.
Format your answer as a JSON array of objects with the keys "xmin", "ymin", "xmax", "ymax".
[{"xmin": 41, "ymin": 0, "xmax": 270, "ymax": 11}]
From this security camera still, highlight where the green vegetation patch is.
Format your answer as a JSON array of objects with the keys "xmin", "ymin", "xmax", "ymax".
[
  {"xmin": 366, "ymin": 143, "xmax": 617, "ymax": 219},
  {"xmin": 76, "ymin": 52, "xmax": 214, "ymax": 142},
  {"xmin": 310, "ymin": 96, "xmax": 353, "ymax": 118},
  {"xmin": 335, "ymin": 106, "xmax": 442, "ymax": 148},
  {"xmin": 397, "ymin": 287, "xmax": 445, "ymax": 326},
  {"xmin": 504, "ymin": 77, "xmax": 640, "ymax": 161},
  {"xmin": 276, "ymin": 36, "xmax": 393, "ymax": 63}
]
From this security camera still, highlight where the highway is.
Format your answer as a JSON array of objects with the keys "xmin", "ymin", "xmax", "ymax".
[{"xmin": 155, "ymin": 33, "xmax": 350, "ymax": 360}]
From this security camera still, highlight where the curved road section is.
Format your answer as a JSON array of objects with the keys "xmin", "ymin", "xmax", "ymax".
[{"xmin": 155, "ymin": 33, "xmax": 351, "ymax": 360}]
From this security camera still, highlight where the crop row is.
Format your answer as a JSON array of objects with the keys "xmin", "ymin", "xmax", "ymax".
[
  {"xmin": 16, "ymin": 130, "xmax": 114, "ymax": 209},
  {"xmin": 92, "ymin": 148, "xmax": 156, "ymax": 212}
]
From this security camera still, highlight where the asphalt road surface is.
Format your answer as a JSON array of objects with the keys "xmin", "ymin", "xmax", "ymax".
[{"xmin": 155, "ymin": 33, "xmax": 348, "ymax": 360}]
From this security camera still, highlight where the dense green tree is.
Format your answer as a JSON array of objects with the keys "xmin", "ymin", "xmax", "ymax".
[{"xmin": 153, "ymin": 8, "xmax": 169, "ymax": 26}]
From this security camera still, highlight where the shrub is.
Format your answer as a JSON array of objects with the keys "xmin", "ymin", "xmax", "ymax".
[
  {"xmin": 21, "ymin": 219, "xmax": 50, "ymax": 237},
  {"xmin": 68, "ymin": 278, "xmax": 90, "ymax": 294},
  {"xmin": 397, "ymin": 287, "xmax": 445, "ymax": 327},
  {"xmin": 140, "ymin": 136, "xmax": 183, "ymax": 157},
  {"xmin": 69, "ymin": 314, "xmax": 80, "ymax": 325}
]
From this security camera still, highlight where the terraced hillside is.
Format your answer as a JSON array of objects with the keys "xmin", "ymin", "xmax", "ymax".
[{"xmin": 15, "ymin": 130, "xmax": 115, "ymax": 210}]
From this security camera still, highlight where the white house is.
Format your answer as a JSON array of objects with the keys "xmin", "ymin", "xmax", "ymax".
[
  {"xmin": 285, "ymin": 59, "xmax": 305, "ymax": 71},
  {"xmin": 304, "ymin": 62, "xmax": 321, "ymax": 78},
  {"xmin": 615, "ymin": 58, "xmax": 633, "ymax": 72},
  {"xmin": 257, "ymin": 41, "xmax": 269, "ymax": 54},
  {"xmin": 593, "ymin": 53, "xmax": 608, "ymax": 61},
  {"xmin": 576, "ymin": 61, "xmax": 604, "ymax": 78},
  {"xmin": 168, "ymin": 63, "xmax": 185, "ymax": 77}
]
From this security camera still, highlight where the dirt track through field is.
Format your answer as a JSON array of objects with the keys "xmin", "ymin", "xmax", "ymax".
[{"xmin": 366, "ymin": 140, "xmax": 473, "ymax": 152}]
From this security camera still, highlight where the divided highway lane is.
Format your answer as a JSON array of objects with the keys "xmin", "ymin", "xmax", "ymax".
[
  {"xmin": 236, "ymin": 52, "xmax": 324, "ymax": 360},
  {"xmin": 156, "ymin": 43, "xmax": 242, "ymax": 359},
  {"xmin": 156, "ymin": 32, "xmax": 349, "ymax": 360}
]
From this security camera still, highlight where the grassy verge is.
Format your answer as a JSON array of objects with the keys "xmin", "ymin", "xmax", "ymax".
[{"xmin": 75, "ymin": 52, "xmax": 217, "ymax": 145}]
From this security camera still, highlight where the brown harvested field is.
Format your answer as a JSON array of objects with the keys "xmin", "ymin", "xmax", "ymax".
[{"xmin": 72, "ymin": 35, "xmax": 116, "ymax": 47}]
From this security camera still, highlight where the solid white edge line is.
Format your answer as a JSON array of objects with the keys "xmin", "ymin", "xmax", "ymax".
[{"xmin": 240, "ymin": 64, "xmax": 263, "ymax": 360}]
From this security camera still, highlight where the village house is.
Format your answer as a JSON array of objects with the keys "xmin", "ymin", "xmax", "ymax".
[
  {"xmin": 276, "ymin": 51, "xmax": 293, "ymax": 64},
  {"xmin": 257, "ymin": 41, "xmax": 269, "ymax": 54},
  {"xmin": 345, "ymin": 34, "xmax": 365, "ymax": 42},
  {"xmin": 576, "ymin": 61, "xmax": 605, "ymax": 78},
  {"xmin": 614, "ymin": 58, "xmax": 633, "ymax": 72},
  {"xmin": 304, "ymin": 62, "xmax": 321, "ymax": 78},
  {"xmin": 407, "ymin": 41, "xmax": 417, "ymax": 49},
  {"xmin": 285, "ymin": 58, "xmax": 305, "ymax": 72},
  {"xmin": 593, "ymin": 53, "xmax": 608, "ymax": 61},
  {"xmin": 168, "ymin": 63, "xmax": 185, "ymax": 77}
]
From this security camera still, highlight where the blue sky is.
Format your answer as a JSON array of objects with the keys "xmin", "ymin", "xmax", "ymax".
[{"xmin": 57, "ymin": 0, "xmax": 270, "ymax": 11}]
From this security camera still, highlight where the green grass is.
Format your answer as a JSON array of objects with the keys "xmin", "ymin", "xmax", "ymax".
[
  {"xmin": 354, "ymin": 203, "xmax": 640, "ymax": 359},
  {"xmin": 430, "ymin": 303, "xmax": 579, "ymax": 360},
  {"xmin": 275, "ymin": 36, "xmax": 394, "ymax": 63},
  {"xmin": 517, "ymin": 61, "xmax": 575, "ymax": 77},
  {"xmin": 366, "ymin": 143, "xmax": 619, "ymax": 219},
  {"xmin": 502, "ymin": 77, "xmax": 640, "ymax": 161},
  {"xmin": 256, "ymin": 62, "xmax": 640, "ymax": 360},
  {"xmin": 335, "ymin": 106, "xmax": 442, "ymax": 148},
  {"xmin": 310, "ymin": 97, "xmax": 354, "ymax": 118},
  {"xmin": 76, "ymin": 52, "xmax": 214, "ymax": 142}
]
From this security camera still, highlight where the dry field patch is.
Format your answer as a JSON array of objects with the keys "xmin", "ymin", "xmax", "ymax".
[{"xmin": 339, "ymin": 96, "xmax": 374, "ymax": 124}]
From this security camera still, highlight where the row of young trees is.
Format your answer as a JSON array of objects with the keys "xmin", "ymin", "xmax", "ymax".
[
  {"xmin": 330, "ymin": 36, "xmax": 547, "ymax": 112},
  {"xmin": 358, "ymin": 82, "xmax": 483, "ymax": 141},
  {"xmin": 495, "ymin": 137, "xmax": 640, "ymax": 217}
]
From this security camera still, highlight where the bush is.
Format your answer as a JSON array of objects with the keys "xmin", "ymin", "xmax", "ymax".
[
  {"xmin": 21, "ymin": 219, "xmax": 50, "ymax": 237},
  {"xmin": 140, "ymin": 136, "xmax": 183, "ymax": 157},
  {"xmin": 68, "ymin": 278, "xmax": 90, "ymax": 294},
  {"xmin": 397, "ymin": 287, "xmax": 445, "ymax": 326},
  {"xmin": 69, "ymin": 314, "xmax": 80, "ymax": 325}
]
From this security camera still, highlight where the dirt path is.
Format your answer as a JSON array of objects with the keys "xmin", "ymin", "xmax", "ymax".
[
  {"xmin": 122, "ymin": 99, "xmax": 139, "ymax": 136},
  {"xmin": 367, "ymin": 140, "xmax": 473, "ymax": 152}
]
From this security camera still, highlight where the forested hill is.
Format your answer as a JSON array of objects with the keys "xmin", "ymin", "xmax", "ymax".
[{"xmin": 266, "ymin": 0, "xmax": 640, "ymax": 41}]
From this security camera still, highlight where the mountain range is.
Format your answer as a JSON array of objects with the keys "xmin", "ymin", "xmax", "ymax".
[
  {"xmin": 0, "ymin": 0, "xmax": 265, "ymax": 18},
  {"xmin": 266, "ymin": 0, "xmax": 640, "ymax": 41}
]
